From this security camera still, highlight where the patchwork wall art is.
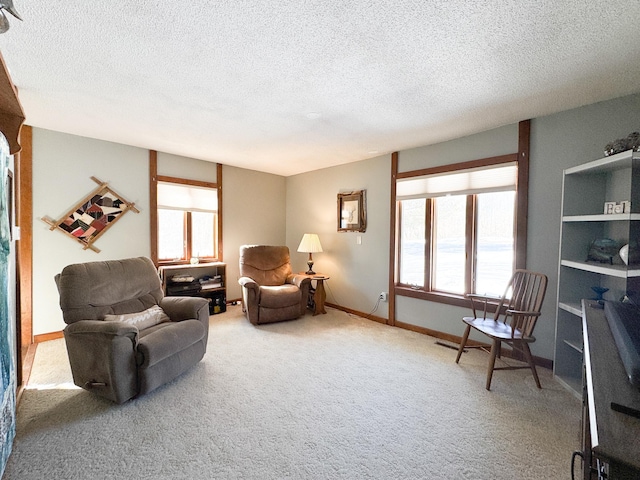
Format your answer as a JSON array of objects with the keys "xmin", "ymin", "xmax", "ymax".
[{"xmin": 41, "ymin": 176, "xmax": 139, "ymax": 253}]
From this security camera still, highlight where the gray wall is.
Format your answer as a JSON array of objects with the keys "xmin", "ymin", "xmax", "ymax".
[
  {"xmin": 285, "ymin": 93, "xmax": 640, "ymax": 361},
  {"xmin": 528, "ymin": 94, "xmax": 640, "ymax": 359}
]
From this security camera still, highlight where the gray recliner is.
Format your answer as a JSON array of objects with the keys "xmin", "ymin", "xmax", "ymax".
[
  {"xmin": 238, "ymin": 245, "xmax": 311, "ymax": 325},
  {"xmin": 56, "ymin": 256, "xmax": 210, "ymax": 404}
]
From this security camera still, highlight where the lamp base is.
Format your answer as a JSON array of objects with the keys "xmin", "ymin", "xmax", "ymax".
[{"xmin": 305, "ymin": 260, "xmax": 315, "ymax": 275}]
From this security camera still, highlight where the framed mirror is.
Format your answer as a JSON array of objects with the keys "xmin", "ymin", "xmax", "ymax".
[{"xmin": 337, "ymin": 190, "xmax": 366, "ymax": 232}]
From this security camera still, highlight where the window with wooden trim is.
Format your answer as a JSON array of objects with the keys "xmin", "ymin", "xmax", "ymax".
[
  {"xmin": 396, "ymin": 158, "xmax": 525, "ymax": 303},
  {"xmin": 157, "ymin": 178, "xmax": 219, "ymax": 264}
]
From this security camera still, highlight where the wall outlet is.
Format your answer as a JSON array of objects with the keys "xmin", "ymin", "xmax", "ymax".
[{"xmin": 379, "ymin": 292, "xmax": 388, "ymax": 302}]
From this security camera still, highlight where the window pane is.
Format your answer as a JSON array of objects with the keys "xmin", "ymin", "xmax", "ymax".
[
  {"xmin": 399, "ymin": 199, "xmax": 426, "ymax": 286},
  {"xmin": 158, "ymin": 209, "xmax": 185, "ymax": 260},
  {"xmin": 475, "ymin": 191, "xmax": 515, "ymax": 296},
  {"xmin": 192, "ymin": 211, "xmax": 215, "ymax": 258},
  {"xmin": 433, "ymin": 195, "xmax": 466, "ymax": 294}
]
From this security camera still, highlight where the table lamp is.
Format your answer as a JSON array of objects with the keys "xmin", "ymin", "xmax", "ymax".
[{"xmin": 297, "ymin": 233, "xmax": 323, "ymax": 275}]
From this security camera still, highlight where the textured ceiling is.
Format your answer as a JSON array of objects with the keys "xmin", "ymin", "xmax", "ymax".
[{"xmin": 1, "ymin": 1, "xmax": 640, "ymax": 176}]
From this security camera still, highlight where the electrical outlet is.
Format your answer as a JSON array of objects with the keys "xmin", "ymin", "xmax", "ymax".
[{"xmin": 379, "ymin": 292, "xmax": 388, "ymax": 302}]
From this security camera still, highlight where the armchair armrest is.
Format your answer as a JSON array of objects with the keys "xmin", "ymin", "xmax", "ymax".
[
  {"xmin": 160, "ymin": 296, "xmax": 209, "ymax": 345},
  {"xmin": 238, "ymin": 276, "xmax": 259, "ymax": 290},
  {"xmin": 65, "ymin": 319, "xmax": 138, "ymax": 337},
  {"xmin": 238, "ymin": 276, "xmax": 260, "ymax": 324},
  {"xmin": 160, "ymin": 296, "xmax": 209, "ymax": 323},
  {"xmin": 287, "ymin": 274, "xmax": 311, "ymax": 289},
  {"xmin": 63, "ymin": 320, "xmax": 139, "ymax": 404}
]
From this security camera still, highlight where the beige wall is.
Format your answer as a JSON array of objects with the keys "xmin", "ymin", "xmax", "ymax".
[
  {"xmin": 223, "ymin": 165, "xmax": 286, "ymax": 301},
  {"xmin": 32, "ymin": 129, "xmax": 150, "ymax": 335},
  {"xmin": 31, "ymin": 92, "xmax": 640, "ymax": 361},
  {"xmin": 31, "ymin": 128, "xmax": 286, "ymax": 335},
  {"xmin": 286, "ymin": 155, "xmax": 391, "ymax": 315}
]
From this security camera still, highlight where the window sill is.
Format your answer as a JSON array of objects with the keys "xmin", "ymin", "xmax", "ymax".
[
  {"xmin": 394, "ymin": 286, "xmax": 470, "ymax": 308},
  {"xmin": 395, "ymin": 286, "xmax": 505, "ymax": 312},
  {"xmin": 158, "ymin": 258, "xmax": 220, "ymax": 267}
]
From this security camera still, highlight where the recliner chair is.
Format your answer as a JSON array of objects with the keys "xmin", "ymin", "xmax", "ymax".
[
  {"xmin": 56, "ymin": 256, "xmax": 210, "ymax": 404},
  {"xmin": 238, "ymin": 245, "xmax": 311, "ymax": 325}
]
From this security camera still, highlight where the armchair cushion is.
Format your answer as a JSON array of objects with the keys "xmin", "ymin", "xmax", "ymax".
[
  {"xmin": 137, "ymin": 320, "xmax": 205, "ymax": 369},
  {"xmin": 103, "ymin": 305, "xmax": 170, "ymax": 330},
  {"xmin": 259, "ymin": 284, "xmax": 303, "ymax": 309}
]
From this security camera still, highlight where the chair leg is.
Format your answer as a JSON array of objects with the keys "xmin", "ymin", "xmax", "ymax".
[
  {"xmin": 521, "ymin": 342, "xmax": 541, "ymax": 388},
  {"xmin": 456, "ymin": 325, "xmax": 471, "ymax": 363},
  {"xmin": 486, "ymin": 339, "xmax": 500, "ymax": 390}
]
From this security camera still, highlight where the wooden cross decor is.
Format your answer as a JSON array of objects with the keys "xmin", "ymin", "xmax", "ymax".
[{"xmin": 41, "ymin": 176, "xmax": 140, "ymax": 253}]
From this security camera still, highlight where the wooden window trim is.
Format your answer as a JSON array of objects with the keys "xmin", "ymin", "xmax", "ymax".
[
  {"xmin": 392, "ymin": 120, "xmax": 530, "ymax": 307},
  {"xmin": 150, "ymin": 152, "xmax": 223, "ymax": 266}
]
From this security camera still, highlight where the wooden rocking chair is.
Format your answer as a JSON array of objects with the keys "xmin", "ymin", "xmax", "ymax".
[{"xmin": 455, "ymin": 270, "xmax": 548, "ymax": 390}]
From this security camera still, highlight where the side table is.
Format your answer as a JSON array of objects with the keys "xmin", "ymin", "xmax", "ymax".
[{"xmin": 299, "ymin": 274, "xmax": 330, "ymax": 315}]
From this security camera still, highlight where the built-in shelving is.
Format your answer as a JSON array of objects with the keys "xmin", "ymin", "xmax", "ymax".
[
  {"xmin": 560, "ymin": 260, "xmax": 640, "ymax": 278},
  {"xmin": 563, "ymin": 213, "xmax": 640, "ymax": 222},
  {"xmin": 554, "ymin": 149, "xmax": 640, "ymax": 398}
]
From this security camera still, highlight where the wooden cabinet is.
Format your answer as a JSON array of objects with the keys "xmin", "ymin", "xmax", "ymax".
[
  {"xmin": 158, "ymin": 262, "xmax": 226, "ymax": 315},
  {"xmin": 555, "ymin": 150, "xmax": 640, "ymax": 397}
]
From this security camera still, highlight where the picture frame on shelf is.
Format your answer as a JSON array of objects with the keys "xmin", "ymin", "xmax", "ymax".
[{"xmin": 337, "ymin": 190, "xmax": 366, "ymax": 232}]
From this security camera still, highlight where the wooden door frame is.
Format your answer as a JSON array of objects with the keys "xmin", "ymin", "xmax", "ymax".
[{"xmin": 16, "ymin": 125, "xmax": 34, "ymax": 394}]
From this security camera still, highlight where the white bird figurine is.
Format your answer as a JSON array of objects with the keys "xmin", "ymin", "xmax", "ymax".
[{"xmin": 0, "ymin": 0, "xmax": 21, "ymax": 34}]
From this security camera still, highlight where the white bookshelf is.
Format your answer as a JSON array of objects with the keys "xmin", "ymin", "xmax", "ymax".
[{"xmin": 554, "ymin": 149, "xmax": 640, "ymax": 397}]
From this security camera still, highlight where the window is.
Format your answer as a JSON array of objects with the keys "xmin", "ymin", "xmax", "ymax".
[
  {"xmin": 157, "ymin": 179, "xmax": 219, "ymax": 263},
  {"xmin": 396, "ymin": 159, "xmax": 521, "ymax": 302}
]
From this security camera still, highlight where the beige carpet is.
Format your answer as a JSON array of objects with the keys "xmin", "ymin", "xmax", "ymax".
[{"xmin": 4, "ymin": 305, "xmax": 580, "ymax": 479}]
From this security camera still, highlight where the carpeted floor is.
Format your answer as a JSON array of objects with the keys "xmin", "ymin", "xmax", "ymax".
[{"xmin": 4, "ymin": 305, "xmax": 581, "ymax": 479}]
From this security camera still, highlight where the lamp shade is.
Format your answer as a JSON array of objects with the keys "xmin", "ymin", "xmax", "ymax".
[{"xmin": 297, "ymin": 233, "xmax": 323, "ymax": 253}]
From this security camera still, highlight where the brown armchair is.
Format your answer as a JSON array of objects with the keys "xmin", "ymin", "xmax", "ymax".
[
  {"xmin": 56, "ymin": 257, "xmax": 210, "ymax": 403},
  {"xmin": 238, "ymin": 245, "xmax": 311, "ymax": 325}
]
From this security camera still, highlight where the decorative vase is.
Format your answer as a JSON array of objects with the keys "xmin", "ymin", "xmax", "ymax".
[
  {"xmin": 591, "ymin": 286, "xmax": 608, "ymax": 302},
  {"xmin": 619, "ymin": 244, "xmax": 629, "ymax": 265}
]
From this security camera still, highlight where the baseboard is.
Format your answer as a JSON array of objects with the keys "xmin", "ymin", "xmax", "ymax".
[
  {"xmin": 28, "ymin": 305, "xmax": 553, "ymax": 371},
  {"xmin": 395, "ymin": 320, "xmax": 552, "ymax": 370},
  {"xmin": 325, "ymin": 303, "xmax": 552, "ymax": 370},
  {"xmin": 16, "ymin": 343, "xmax": 37, "ymax": 405},
  {"xmin": 33, "ymin": 331, "xmax": 64, "ymax": 343},
  {"xmin": 325, "ymin": 302, "xmax": 387, "ymax": 324}
]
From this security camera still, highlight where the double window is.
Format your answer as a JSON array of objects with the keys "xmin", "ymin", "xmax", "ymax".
[
  {"xmin": 157, "ymin": 179, "xmax": 219, "ymax": 263},
  {"xmin": 396, "ymin": 159, "xmax": 523, "ymax": 301}
]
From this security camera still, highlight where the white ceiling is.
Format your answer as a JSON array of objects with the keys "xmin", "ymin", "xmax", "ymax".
[{"xmin": 1, "ymin": 1, "xmax": 640, "ymax": 176}]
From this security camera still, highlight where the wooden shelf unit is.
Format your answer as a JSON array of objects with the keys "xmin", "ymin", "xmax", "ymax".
[{"xmin": 158, "ymin": 262, "xmax": 226, "ymax": 315}]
